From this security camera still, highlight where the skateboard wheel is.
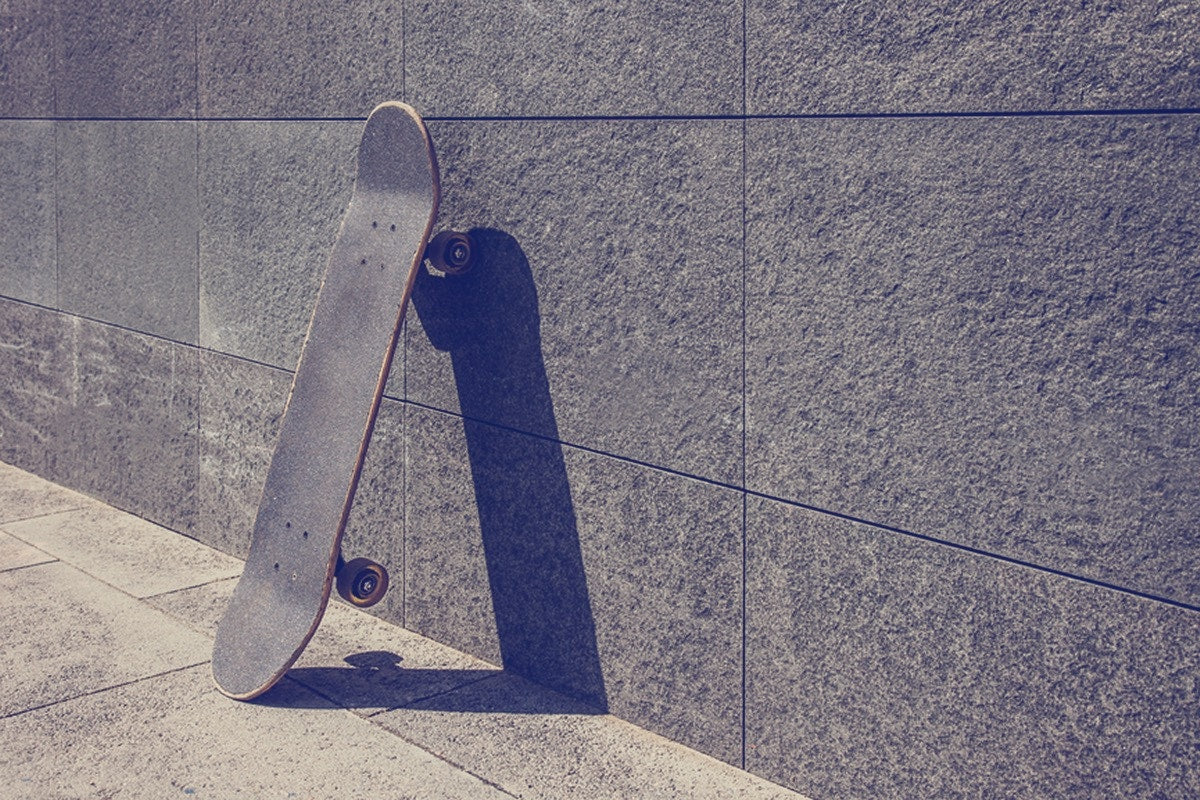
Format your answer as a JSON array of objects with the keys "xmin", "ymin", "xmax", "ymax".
[
  {"xmin": 336, "ymin": 557, "xmax": 389, "ymax": 608},
  {"xmin": 425, "ymin": 230, "xmax": 474, "ymax": 275}
]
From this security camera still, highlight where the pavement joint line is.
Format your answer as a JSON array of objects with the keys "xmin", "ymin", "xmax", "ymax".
[
  {"xmin": 11, "ymin": 552, "xmax": 233, "ymax": 613},
  {"xmin": 34, "ymin": 554, "xmax": 164, "ymax": 603},
  {"xmin": 0, "ymin": 556, "xmax": 59, "ymax": 574},
  {"xmin": 0, "ymin": 503, "xmax": 92, "ymax": 528},
  {"xmin": 0, "ymin": 511, "xmax": 240, "ymax": 605},
  {"xmin": 142, "ymin": 572, "xmax": 243, "ymax": 602},
  {"xmin": 364, "ymin": 671, "xmax": 505, "ymax": 718},
  {"xmin": 1, "ymin": 661, "xmax": 210, "ymax": 721},
  {"xmin": 360, "ymin": 714, "xmax": 523, "ymax": 799},
  {"xmin": 277, "ymin": 676, "xmax": 521, "ymax": 798}
]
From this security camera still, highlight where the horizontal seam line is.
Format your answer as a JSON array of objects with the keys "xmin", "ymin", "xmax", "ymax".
[
  {"xmin": 4, "ymin": 296, "xmax": 1194, "ymax": 615},
  {"xmin": 396, "ymin": 398, "xmax": 1200, "ymax": 616},
  {"xmin": 3, "ymin": 108, "xmax": 1200, "ymax": 124},
  {"xmin": 0, "ymin": 295, "xmax": 295, "ymax": 375}
]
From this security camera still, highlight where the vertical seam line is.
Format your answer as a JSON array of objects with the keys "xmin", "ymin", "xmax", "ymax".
[{"xmin": 739, "ymin": 0, "xmax": 749, "ymax": 773}]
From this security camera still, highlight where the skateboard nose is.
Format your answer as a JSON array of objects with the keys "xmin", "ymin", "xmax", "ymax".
[{"xmin": 357, "ymin": 102, "xmax": 437, "ymax": 199}]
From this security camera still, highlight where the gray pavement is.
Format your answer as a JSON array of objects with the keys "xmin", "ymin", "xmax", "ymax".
[{"xmin": 0, "ymin": 461, "xmax": 808, "ymax": 800}]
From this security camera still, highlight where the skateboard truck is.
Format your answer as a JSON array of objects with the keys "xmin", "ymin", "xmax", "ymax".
[
  {"xmin": 425, "ymin": 230, "xmax": 474, "ymax": 275},
  {"xmin": 335, "ymin": 552, "xmax": 389, "ymax": 607}
]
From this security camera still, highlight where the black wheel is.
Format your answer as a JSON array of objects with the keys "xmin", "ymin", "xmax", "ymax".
[
  {"xmin": 425, "ymin": 230, "xmax": 475, "ymax": 275},
  {"xmin": 336, "ymin": 557, "xmax": 389, "ymax": 607}
]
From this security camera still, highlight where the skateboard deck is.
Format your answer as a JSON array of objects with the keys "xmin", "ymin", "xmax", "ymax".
[{"xmin": 212, "ymin": 102, "xmax": 458, "ymax": 700}]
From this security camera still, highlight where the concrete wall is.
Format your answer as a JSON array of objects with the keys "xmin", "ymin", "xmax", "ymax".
[{"xmin": 2, "ymin": 2, "xmax": 1198, "ymax": 797}]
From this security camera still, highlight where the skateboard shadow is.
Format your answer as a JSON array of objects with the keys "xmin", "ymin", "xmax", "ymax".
[
  {"xmin": 259, "ymin": 651, "xmax": 603, "ymax": 714},
  {"xmin": 408, "ymin": 228, "xmax": 609, "ymax": 713}
]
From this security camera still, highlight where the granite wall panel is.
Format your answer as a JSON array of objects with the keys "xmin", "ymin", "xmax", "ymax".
[
  {"xmin": 341, "ymin": 397, "xmax": 407, "ymax": 627},
  {"xmin": 746, "ymin": 114, "xmax": 1200, "ymax": 607},
  {"xmin": 0, "ymin": 299, "xmax": 73, "ymax": 478},
  {"xmin": 56, "ymin": 0, "xmax": 197, "ymax": 118},
  {"xmin": 406, "ymin": 0, "xmax": 743, "ymax": 117},
  {"xmin": 56, "ymin": 318, "xmax": 199, "ymax": 533},
  {"xmin": 197, "ymin": 0, "xmax": 402, "ymax": 118},
  {"xmin": 747, "ymin": 0, "xmax": 1200, "ymax": 114},
  {"xmin": 196, "ymin": 350, "xmax": 290, "ymax": 558},
  {"xmin": 0, "ymin": 120, "xmax": 55, "ymax": 305},
  {"xmin": 746, "ymin": 496, "xmax": 1200, "ymax": 799},
  {"xmin": 0, "ymin": 0, "xmax": 54, "ymax": 117},
  {"xmin": 198, "ymin": 120, "xmax": 358, "ymax": 370},
  {"xmin": 408, "ymin": 119, "xmax": 743, "ymax": 485},
  {"xmin": 56, "ymin": 120, "xmax": 199, "ymax": 343},
  {"xmin": 405, "ymin": 404, "xmax": 743, "ymax": 764}
]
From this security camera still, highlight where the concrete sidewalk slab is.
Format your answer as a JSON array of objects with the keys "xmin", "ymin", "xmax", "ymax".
[
  {"xmin": 0, "ymin": 666, "xmax": 512, "ymax": 800},
  {"xmin": 145, "ymin": 576, "xmax": 238, "ymax": 637},
  {"xmin": 3, "ymin": 505, "xmax": 242, "ymax": 598},
  {"xmin": 376, "ymin": 671, "xmax": 791, "ymax": 800},
  {"xmin": 0, "ymin": 461, "xmax": 93, "ymax": 523},
  {"xmin": 0, "ymin": 460, "xmax": 809, "ymax": 799},
  {"xmin": 0, "ymin": 560, "xmax": 211, "ymax": 716}
]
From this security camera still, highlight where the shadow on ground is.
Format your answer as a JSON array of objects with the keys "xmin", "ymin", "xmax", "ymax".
[{"xmin": 258, "ymin": 650, "xmax": 603, "ymax": 714}]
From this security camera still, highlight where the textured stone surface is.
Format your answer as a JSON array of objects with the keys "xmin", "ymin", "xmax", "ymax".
[
  {"xmin": 57, "ymin": 121, "xmax": 199, "ymax": 342},
  {"xmin": 1, "ymin": 306, "xmax": 201, "ymax": 543},
  {"xmin": 197, "ymin": 0, "xmax": 402, "ymax": 118},
  {"xmin": 407, "ymin": 0, "xmax": 742, "ymax": 117},
  {"xmin": 747, "ymin": 0, "xmax": 1200, "ymax": 114},
  {"xmin": 0, "ymin": 0, "xmax": 53, "ymax": 117},
  {"xmin": 376, "ymin": 672, "xmax": 811, "ymax": 800},
  {"xmin": 746, "ymin": 115, "xmax": 1200, "ymax": 606},
  {"xmin": 0, "ymin": 300, "xmax": 74, "ymax": 478},
  {"xmin": 745, "ymin": 497, "xmax": 1200, "ymax": 799},
  {"xmin": 0, "ymin": 460, "xmax": 91, "ymax": 523},
  {"xmin": 0, "ymin": 666, "xmax": 510, "ymax": 800},
  {"xmin": 197, "ymin": 351, "xmax": 290, "ymax": 558},
  {"xmin": 2, "ymin": 506, "xmax": 240, "ymax": 598},
  {"xmin": 0, "ymin": 561, "xmax": 210, "ymax": 716},
  {"xmin": 53, "ymin": 318, "xmax": 200, "ymax": 534},
  {"xmin": 406, "ymin": 405, "xmax": 743, "ymax": 764},
  {"xmin": 409, "ymin": 119, "xmax": 742, "ymax": 483},
  {"xmin": 198, "ymin": 120, "xmax": 358, "ymax": 370},
  {"xmin": 56, "ymin": 0, "xmax": 196, "ymax": 117},
  {"xmin": 0, "ymin": 121, "xmax": 55, "ymax": 305}
]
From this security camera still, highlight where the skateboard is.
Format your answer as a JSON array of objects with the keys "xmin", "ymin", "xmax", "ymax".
[{"xmin": 212, "ymin": 101, "xmax": 473, "ymax": 700}]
